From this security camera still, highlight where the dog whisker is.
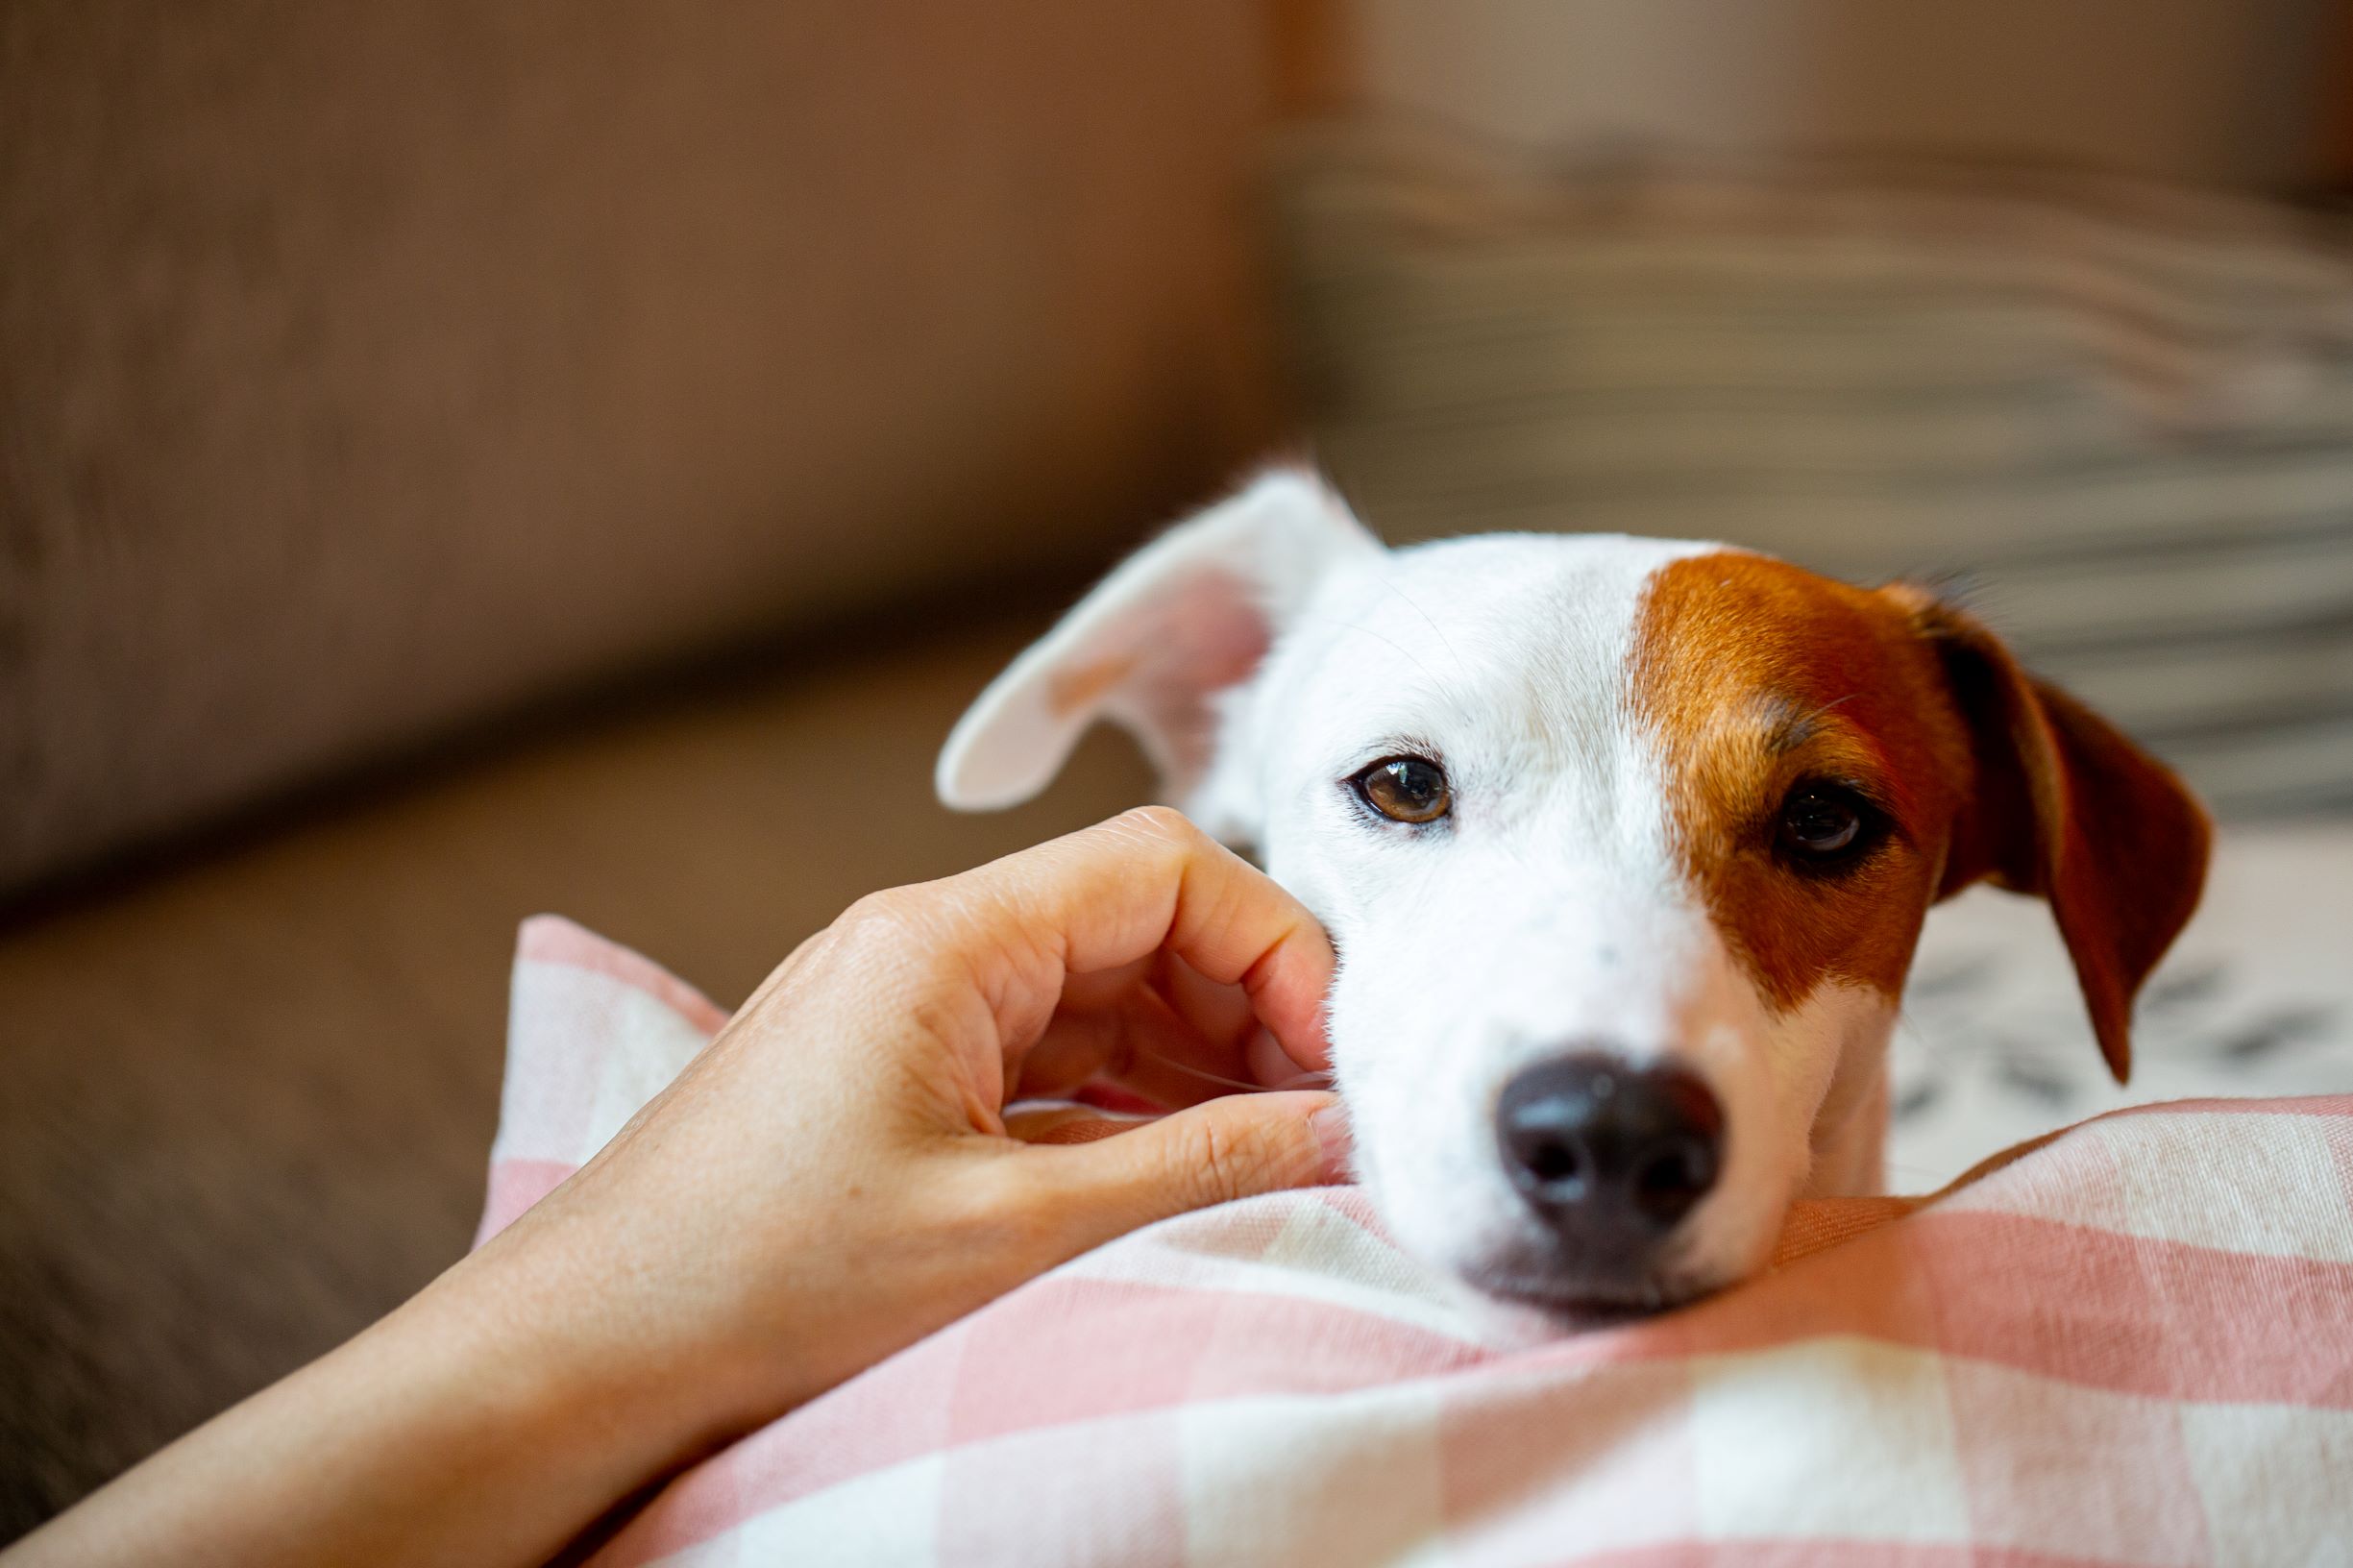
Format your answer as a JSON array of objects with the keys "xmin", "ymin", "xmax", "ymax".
[
  {"xmin": 1127, "ymin": 1043, "xmax": 1336, "ymax": 1096},
  {"xmin": 1295, "ymin": 612, "xmax": 1437, "ymax": 683},
  {"xmin": 1374, "ymin": 573, "xmax": 1462, "ymax": 671}
]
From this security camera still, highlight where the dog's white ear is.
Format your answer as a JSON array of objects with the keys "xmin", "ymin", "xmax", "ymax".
[{"xmin": 938, "ymin": 469, "xmax": 1380, "ymax": 811}]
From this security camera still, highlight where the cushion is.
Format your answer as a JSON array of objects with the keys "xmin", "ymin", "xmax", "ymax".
[{"xmin": 486, "ymin": 909, "xmax": 2353, "ymax": 1565}]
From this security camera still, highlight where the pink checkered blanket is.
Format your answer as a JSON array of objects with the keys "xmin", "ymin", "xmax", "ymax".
[{"xmin": 483, "ymin": 917, "xmax": 2353, "ymax": 1567}]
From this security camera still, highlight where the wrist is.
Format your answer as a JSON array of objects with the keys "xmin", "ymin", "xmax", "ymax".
[{"xmin": 417, "ymin": 1213, "xmax": 740, "ymax": 1487}]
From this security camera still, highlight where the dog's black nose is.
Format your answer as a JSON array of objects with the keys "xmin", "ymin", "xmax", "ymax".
[{"xmin": 1496, "ymin": 1053, "xmax": 1725, "ymax": 1238}]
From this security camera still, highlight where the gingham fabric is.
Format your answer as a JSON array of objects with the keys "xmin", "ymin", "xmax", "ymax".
[{"xmin": 484, "ymin": 916, "xmax": 2353, "ymax": 1567}]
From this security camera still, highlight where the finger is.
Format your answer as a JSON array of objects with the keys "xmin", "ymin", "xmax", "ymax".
[
  {"xmin": 1019, "ymin": 993, "xmax": 1236, "ymax": 1110},
  {"xmin": 1014, "ymin": 958, "xmax": 1200, "ymax": 1099},
  {"xmin": 1026, "ymin": 1090, "xmax": 1351, "ymax": 1254},
  {"xmin": 1025, "ymin": 949, "xmax": 1303, "ymax": 1104},
  {"xmin": 1001, "ymin": 1103, "xmax": 1155, "ymax": 1145},
  {"xmin": 1148, "ymin": 948, "xmax": 1262, "ymax": 1063},
  {"xmin": 939, "ymin": 808, "xmax": 1336, "ymax": 1074},
  {"xmin": 1246, "ymin": 1026, "xmax": 1317, "ymax": 1090},
  {"xmin": 1024, "ymin": 963, "xmax": 1281, "ymax": 1108}
]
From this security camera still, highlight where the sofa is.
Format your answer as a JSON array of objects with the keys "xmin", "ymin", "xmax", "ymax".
[{"xmin": 0, "ymin": 1, "xmax": 1295, "ymax": 1533}]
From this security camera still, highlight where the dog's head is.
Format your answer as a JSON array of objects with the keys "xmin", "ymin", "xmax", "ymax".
[{"xmin": 939, "ymin": 471, "xmax": 2210, "ymax": 1309}]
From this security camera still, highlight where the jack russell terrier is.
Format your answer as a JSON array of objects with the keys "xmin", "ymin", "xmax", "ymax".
[{"xmin": 937, "ymin": 469, "xmax": 2211, "ymax": 1311}]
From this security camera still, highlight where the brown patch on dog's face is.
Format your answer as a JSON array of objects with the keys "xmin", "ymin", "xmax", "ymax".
[{"xmin": 1631, "ymin": 552, "xmax": 1975, "ymax": 1012}]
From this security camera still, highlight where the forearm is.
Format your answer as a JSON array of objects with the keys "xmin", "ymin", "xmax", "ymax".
[
  {"xmin": 7, "ymin": 1241, "xmax": 701, "ymax": 1568},
  {"xmin": 7, "ymin": 1159, "xmax": 1051, "ymax": 1567}
]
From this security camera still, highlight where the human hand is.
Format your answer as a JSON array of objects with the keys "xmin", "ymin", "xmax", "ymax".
[{"xmin": 504, "ymin": 804, "xmax": 1350, "ymax": 1448}]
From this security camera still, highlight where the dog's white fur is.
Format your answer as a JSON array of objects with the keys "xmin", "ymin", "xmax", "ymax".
[{"xmin": 940, "ymin": 472, "xmax": 1898, "ymax": 1305}]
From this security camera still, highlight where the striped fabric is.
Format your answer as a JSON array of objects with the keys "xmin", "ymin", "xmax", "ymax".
[
  {"xmin": 485, "ymin": 915, "xmax": 2353, "ymax": 1566},
  {"xmin": 1277, "ymin": 134, "xmax": 2353, "ymax": 813}
]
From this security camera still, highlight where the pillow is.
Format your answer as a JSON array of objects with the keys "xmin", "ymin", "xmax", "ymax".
[{"xmin": 488, "ymin": 912, "xmax": 2353, "ymax": 1565}]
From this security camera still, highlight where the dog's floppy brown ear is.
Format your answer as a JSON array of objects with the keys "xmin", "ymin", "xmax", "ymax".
[{"xmin": 1901, "ymin": 593, "xmax": 2212, "ymax": 1083}]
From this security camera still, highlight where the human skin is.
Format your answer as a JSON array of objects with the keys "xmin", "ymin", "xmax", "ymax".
[{"xmin": 10, "ymin": 808, "xmax": 1348, "ymax": 1568}]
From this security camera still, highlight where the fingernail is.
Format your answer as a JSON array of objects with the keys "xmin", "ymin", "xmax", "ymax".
[{"xmin": 1310, "ymin": 1105, "xmax": 1354, "ymax": 1185}]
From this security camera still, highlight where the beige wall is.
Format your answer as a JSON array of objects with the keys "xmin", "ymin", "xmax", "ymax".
[
  {"xmin": 1, "ymin": 3, "xmax": 1287, "ymax": 896},
  {"xmin": 1354, "ymin": 0, "xmax": 2335, "ymax": 187}
]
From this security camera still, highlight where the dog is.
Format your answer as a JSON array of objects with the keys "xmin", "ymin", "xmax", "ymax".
[{"xmin": 936, "ymin": 469, "xmax": 2211, "ymax": 1311}]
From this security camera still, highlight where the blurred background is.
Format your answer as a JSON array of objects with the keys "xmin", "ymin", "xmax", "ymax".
[{"xmin": 8, "ymin": 0, "xmax": 2353, "ymax": 1536}]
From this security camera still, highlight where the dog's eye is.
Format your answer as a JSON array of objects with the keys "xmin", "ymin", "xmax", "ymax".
[
  {"xmin": 1777, "ymin": 783, "xmax": 1869, "ymax": 860},
  {"xmin": 1353, "ymin": 756, "xmax": 1451, "ymax": 824}
]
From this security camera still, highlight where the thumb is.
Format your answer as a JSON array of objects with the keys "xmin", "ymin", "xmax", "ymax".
[{"xmin": 1037, "ymin": 1090, "xmax": 1350, "ymax": 1254}]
